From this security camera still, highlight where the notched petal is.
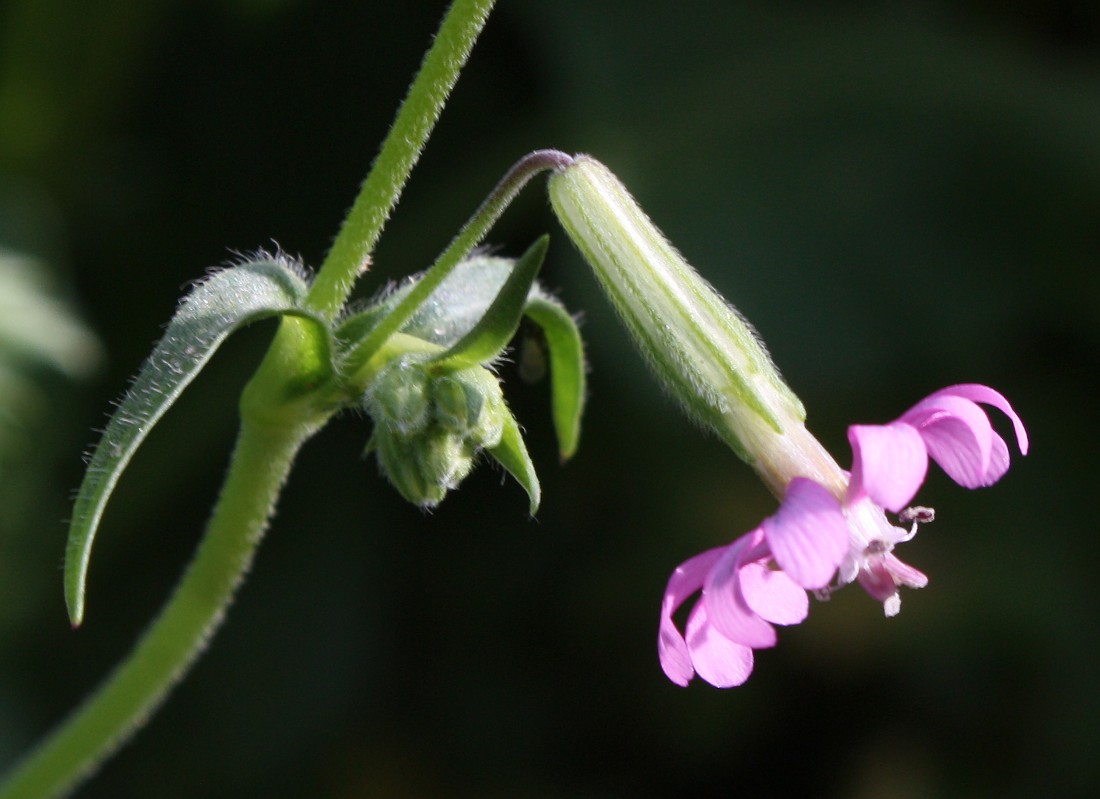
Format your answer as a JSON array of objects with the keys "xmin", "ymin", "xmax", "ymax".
[
  {"xmin": 927, "ymin": 383, "xmax": 1029, "ymax": 456},
  {"xmin": 685, "ymin": 602, "xmax": 754, "ymax": 688},
  {"xmin": 738, "ymin": 563, "xmax": 809, "ymax": 625},
  {"xmin": 658, "ymin": 547, "xmax": 726, "ymax": 687},
  {"xmin": 663, "ymin": 547, "xmax": 725, "ymax": 609},
  {"xmin": 982, "ymin": 433, "xmax": 1012, "ymax": 485},
  {"xmin": 764, "ymin": 478, "xmax": 848, "ymax": 589},
  {"xmin": 906, "ymin": 395, "xmax": 994, "ymax": 489},
  {"xmin": 703, "ymin": 533, "xmax": 778, "ymax": 648},
  {"xmin": 847, "ymin": 422, "xmax": 928, "ymax": 512},
  {"xmin": 659, "ymin": 605, "xmax": 696, "ymax": 687}
]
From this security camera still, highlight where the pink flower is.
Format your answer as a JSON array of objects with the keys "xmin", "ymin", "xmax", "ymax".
[
  {"xmin": 839, "ymin": 383, "xmax": 1028, "ymax": 615},
  {"xmin": 847, "ymin": 383, "xmax": 1029, "ymax": 512},
  {"xmin": 658, "ymin": 546, "xmax": 754, "ymax": 688},
  {"xmin": 659, "ymin": 384, "xmax": 1027, "ymax": 687},
  {"xmin": 659, "ymin": 479, "xmax": 847, "ymax": 687}
]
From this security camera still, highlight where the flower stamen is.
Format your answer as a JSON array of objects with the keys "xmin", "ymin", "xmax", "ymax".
[{"xmin": 898, "ymin": 505, "xmax": 935, "ymax": 540}]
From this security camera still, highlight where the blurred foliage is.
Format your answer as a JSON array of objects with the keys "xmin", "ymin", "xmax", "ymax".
[
  {"xmin": 0, "ymin": 184, "xmax": 99, "ymax": 649},
  {"xmin": 1, "ymin": 1, "xmax": 1098, "ymax": 797},
  {"xmin": 0, "ymin": 248, "xmax": 98, "ymax": 446}
]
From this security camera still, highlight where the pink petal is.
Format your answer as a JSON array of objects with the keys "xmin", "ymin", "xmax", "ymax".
[
  {"xmin": 902, "ymin": 394, "xmax": 994, "ymax": 489},
  {"xmin": 847, "ymin": 422, "xmax": 929, "ymax": 512},
  {"xmin": 983, "ymin": 432, "xmax": 1011, "ymax": 485},
  {"xmin": 685, "ymin": 602, "xmax": 754, "ymax": 688},
  {"xmin": 881, "ymin": 552, "xmax": 929, "ymax": 589},
  {"xmin": 927, "ymin": 384, "xmax": 1028, "ymax": 456},
  {"xmin": 857, "ymin": 553, "xmax": 928, "ymax": 617},
  {"xmin": 738, "ymin": 562, "xmax": 809, "ymax": 625},
  {"xmin": 856, "ymin": 556, "xmax": 898, "ymax": 603},
  {"xmin": 658, "ymin": 606, "xmax": 695, "ymax": 686},
  {"xmin": 763, "ymin": 478, "xmax": 848, "ymax": 589},
  {"xmin": 657, "ymin": 548, "xmax": 725, "ymax": 687},
  {"xmin": 655, "ymin": 625, "xmax": 690, "ymax": 686},
  {"xmin": 662, "ymin": 547, "xmax": 725, "ymax": 610},
  {"xmin": 703, "ymin": 532, "xmax": 778, "ymax": 648}
]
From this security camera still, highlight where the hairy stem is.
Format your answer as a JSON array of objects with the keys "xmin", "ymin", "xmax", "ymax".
[
  {"xmin": 0, "ymin": 419, "xmax": 311, "ymax": 799},
  {"xmin": 307, "ymin": 0, "xmax": 499, "ymax": 321},
  {"xmin": 0, "ymin": 2, "xmax": 507, "ymax": 793},
  {"xmin": 342, "ymin": 149, "xmax": 574, "ymax": 378}
]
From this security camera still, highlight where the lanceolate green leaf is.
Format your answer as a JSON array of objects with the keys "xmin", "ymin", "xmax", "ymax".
[
  {"xmin": 431, "ymin": 236, "xmax": 549, "ymax": 371},
  {"xmin": 337, "ymin": 253, "xmax": 515, "ymax": 354},
  {"xmin": 338, "ymin": 250, "xmax": 545, "ymax": 383},
  {"xmin": 65, "ymin": 258, "xmax": 327, "ymax": 626},
  {"xmin": 486, "ymin": 410, "xmax": 540, "ymax": 515},
  {"xmin": 522, "ymin": 296, "xmax": 585, "ymax": 460}
]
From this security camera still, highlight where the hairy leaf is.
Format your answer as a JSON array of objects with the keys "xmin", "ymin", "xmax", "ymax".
[
  {"xmin": 431, "ymin": 236, "xmax": 549, "ymax": 371},
  {"xmin": 486, "ymin": 410, "xmax": 540, "ymax": 515},
  {"xmin": 338, "ymin": 253, "xmax": 517, "ymax": 351},
  {"xmin": 522, "ymin": 296, "xmax": 585, "ymax": 460},
  {"xmin": 66, "ymin": 257, "xmax": 326, "ymax": 626}
]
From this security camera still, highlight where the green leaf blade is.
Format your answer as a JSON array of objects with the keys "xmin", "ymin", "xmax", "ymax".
[
  {"xmin": 65, "ymin": 258, "xmax": 321, "ymax": 626},
  {"xmin": 523, "ymin": 296, "xmax": 586, "ymax": 461},
  {"xmin": 431, "ymin": 236, "xmax": 549, "ymax": 371},
  {"xmin": 487, "ymin": 411, "xmax": 541, "ymax": 515}
]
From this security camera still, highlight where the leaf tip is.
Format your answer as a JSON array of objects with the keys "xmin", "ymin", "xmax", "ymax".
[
  {"xmin": 527, "ymin": 482, "xmax": 542, "ymax": 517},
  {"xmin": 66, "ymin": 589, "xmax": 86, "ymax": 629}
]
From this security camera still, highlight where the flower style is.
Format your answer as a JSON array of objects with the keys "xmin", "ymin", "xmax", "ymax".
[{"xmin": 660, "ymin": 384, "xmax": 1028, "ymax": 688}]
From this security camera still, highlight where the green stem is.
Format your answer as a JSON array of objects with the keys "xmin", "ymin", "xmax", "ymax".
[
  {"xmin": 341, "ymin": 149, "xmax": 573, "ymax": 378},
  {"xmin": 306, "ymin": 0, "xmax": 499, "ymax": 321},
  {"xmin": 0, "ymin": 419, "xmax": 312, "ymax": 799},
  {"xmin": 1, "ymin": 3, "xmax": 507, "ymax": 793}
]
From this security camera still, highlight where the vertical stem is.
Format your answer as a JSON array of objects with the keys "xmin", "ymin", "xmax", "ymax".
[
  {"xmin": 0, "ymin": 420, "xmax": 311, "ymax": 799},
  {"xmin": 1, "ymin": 2, "xmax": 506, "ymax": 794},
  {"xmin": 306, "ymin": 0, "xmax": 499, "ymax": 321}
]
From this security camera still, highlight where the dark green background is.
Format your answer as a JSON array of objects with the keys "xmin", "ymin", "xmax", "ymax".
[{"xmin": 2, "ymin": 1, "xmax": 1097, "ymax": 796}]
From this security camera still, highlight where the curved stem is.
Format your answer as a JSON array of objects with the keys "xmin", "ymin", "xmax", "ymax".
[
  {"xmin": 341, "ymin": 149, "xmax": 574, "ymax": 377},
  {"xmin": 0, "ymin": 419, "xmax": 312, "ymax": 799},
  {"xmin": 306, "ymin": 0, "xmax": 499, "ymax": 321}
]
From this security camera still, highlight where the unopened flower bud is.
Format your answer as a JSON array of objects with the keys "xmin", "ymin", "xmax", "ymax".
[
  {"xmin": 364, "ymin": 354, "xmax": 431, "ymax": 436},
  {"xmin": 432, "ymin": 374, "xmax": 477, "ymax": 433},
  {"xmin": 549, "ymin": 155, "xmax": 844, "ymax": 496},
  {"xmin": 364, "ymin": 353, "xmax": 514, "ymax": 508},
  {"xmin": 372, "ymin": 429, "xmax": 451, "ymax": 507},
  {"xmin": 440, "ymin": 367, "xmax": 506, "ymax": 448},
  {"xmin": 415, "ymin": 432, "xmax": 476, "ymax": 493}
]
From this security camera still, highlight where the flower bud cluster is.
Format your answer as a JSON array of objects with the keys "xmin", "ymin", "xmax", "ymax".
[{"xmin": 364, "ymin": 352, "xmax": 508, "ymax": 507}]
